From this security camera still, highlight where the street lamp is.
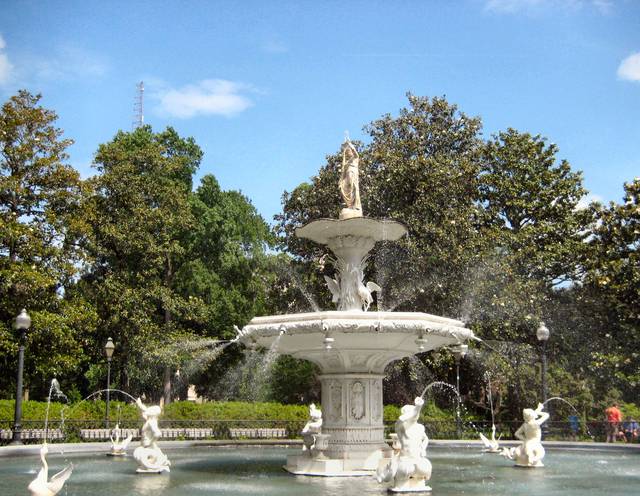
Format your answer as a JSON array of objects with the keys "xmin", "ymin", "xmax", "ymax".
[
  {"xmin": 104, "ymin": 338, "xmax": 115, "ymax": 429},
  {"xmin": 451, "ymin": 343, "xmax": 468, "ymax": 439},
  {"xmin": 11, "ymin": 309, "xmax": 31, "ymax": 445},
  {"xmin": 536, "ymin": 322, "xmax": 550, "ymax": 436}
]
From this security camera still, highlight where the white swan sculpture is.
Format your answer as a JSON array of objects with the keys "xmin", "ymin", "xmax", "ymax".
[
  {"xmin": 28, "ymin": 443, "xmax": 73, "ymax": 496},
  {"xmin": 479, "ymin": 424, "xmax": 500, "ymax": 453},
  {"xmin": 109, "ymin": 423, "xmax": 133, "ymax": 456}
]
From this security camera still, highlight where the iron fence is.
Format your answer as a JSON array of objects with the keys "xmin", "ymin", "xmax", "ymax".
[{"xmin": 0, "ymin": 418, "xmax": 632, "ymax": 445}]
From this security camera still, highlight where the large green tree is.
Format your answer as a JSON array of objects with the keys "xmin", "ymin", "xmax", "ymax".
[
  {"xmin": 578, "ymin": 179, "xmax": 640, "ymax": 401},
  {"xmin": 83, "ymin": 126, "xmax": 202, "ymax": 402},
  {"xmin": 0, "ymin": 90, "xmax": 92, "ymax": 397}
]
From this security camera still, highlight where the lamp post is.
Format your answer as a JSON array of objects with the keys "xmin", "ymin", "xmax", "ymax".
[
  {"xmin": 451, "ymin": 343, "xmax": 468, "ymax": 439},
  {"xmin": 536, "ymin": 322, "xmax": 550, "ymax": 436},
  {"xmin": 10, "ymin": 309, "xmax": 31, "ymax": 445},
  {"xmin": 104, "ymin": 338, "xmax": 115, "ymax": 429}
]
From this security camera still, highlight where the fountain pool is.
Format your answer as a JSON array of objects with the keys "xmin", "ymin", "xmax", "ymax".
[{"xmin": 1, "ymin": 445, "xmax": 638, "ymax": 495}]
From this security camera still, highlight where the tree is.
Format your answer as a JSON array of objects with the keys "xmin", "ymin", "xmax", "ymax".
[
  {"xmin": 579, "ymin": 179, "xmax": 640, "ymax": 401},
  {"xmin": 0, "ymin": 90, "xmax": 91, "ymax": 397},
  {"xmin": 83, "ymin": 126, "xmax": 202, "ymax": 402}
]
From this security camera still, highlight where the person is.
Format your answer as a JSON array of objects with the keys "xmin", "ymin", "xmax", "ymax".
[
  {"xmin": 604, "ymin": 403, "xmax": 622, "ymax": 443},
  {"xmin": 568, "ymin": 414, "xmax": 579, "ymax": 441},
  {"xmin": 623, "ymin": 418, "xmax": 638, "ymax": 443}
]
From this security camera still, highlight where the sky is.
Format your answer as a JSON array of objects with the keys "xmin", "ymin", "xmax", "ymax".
[{"xmin": 1, "ymin": 0, "xmax": 639, "ymax": 223}]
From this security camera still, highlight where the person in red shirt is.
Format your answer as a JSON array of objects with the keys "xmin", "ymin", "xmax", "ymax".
[{"xmin": 605, "ymin": 403, "xmax": 622, "ymax": 442}]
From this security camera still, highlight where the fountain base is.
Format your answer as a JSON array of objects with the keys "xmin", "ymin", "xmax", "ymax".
[{"xmin": 284, "ymin": 447, "xmax": 389, "ymax": 476}]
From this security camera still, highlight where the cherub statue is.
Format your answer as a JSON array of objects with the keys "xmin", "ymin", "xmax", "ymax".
[
  {"xmin": 501, "ymin": 403, "xmax": 549, "ymax": 467},
  {"xmin": 301, "ymin": 403, "xmax": 323, "ymax": 451},
  {"xmin": 132, "ymin": 398, "xmax": 171, "ymax": 473},
  {"xmin": 377, "ymin": 396, "xmax": 432, "ymax": 492},
  {"xmin": 28, "ymin": 443, "xmax": 73, "ymax": 496}
]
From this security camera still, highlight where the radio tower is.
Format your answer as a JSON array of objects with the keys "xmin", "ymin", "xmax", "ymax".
[{"xmin": 133, "ymin": 81, "xmax": 144, "ymax": 130}]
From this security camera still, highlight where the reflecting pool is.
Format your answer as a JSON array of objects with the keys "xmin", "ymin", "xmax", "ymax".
[{"xmin": 1, "ymin": 446, "xmax": 638, "ymax": 495}]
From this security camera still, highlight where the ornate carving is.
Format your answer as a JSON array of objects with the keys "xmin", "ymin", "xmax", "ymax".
[
  {"xmin": 330, "ymin": 381, "xmax": 343, "ymax": 422},
  {"xmin": 371, "ymin": 380, "xmax": 382, "ymax": 421},
  {"xmin": 351, "ymin": 381, "xmax": 365, "ymax": 420}
]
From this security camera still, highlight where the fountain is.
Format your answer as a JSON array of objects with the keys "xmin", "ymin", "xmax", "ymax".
[
  {"xmin": 501, "ymin": 403, "xmax": 549, "ymax": 467},
  {"xmin": 377, "ymin": 396, "xmax": 432, "ymax": 493},
  {"xmin": 132, "ymin": 398, "xmax": 171, "ymax": 473},
  {"xmin": 236, "ymin": 138, "xmax": 475, "ymax": 476}
]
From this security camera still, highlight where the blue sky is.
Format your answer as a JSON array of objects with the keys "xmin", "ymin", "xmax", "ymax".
[{"xmin": 1, "ymin": 0, "xmax": 639, "ymax": 222}]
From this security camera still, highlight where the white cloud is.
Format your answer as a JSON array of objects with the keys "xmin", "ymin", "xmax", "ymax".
[
  {"xmin": 32, "ymin": 44, "xmax": 108, "ymax": 81},
  {"xmin": 617, "ymin": 52, "xmax": 640, "ymax": 82},
  {"xmin": 0, "ymin": 34, "xmax": 14, "ymax": 85},
  {"xmin": 262, "ymin": 39, "xmax": 288, "ymax": 54},
  {"xmin": 484, "ymin": 0, "xmax": 611, "ymax": 14},
  {"xmin": 576, "ymin": 193, "xmax": 603, "ymax": 210},
  {"xmin": 154, "ymin": 79, "xmax": 254, "ymax": 119}
]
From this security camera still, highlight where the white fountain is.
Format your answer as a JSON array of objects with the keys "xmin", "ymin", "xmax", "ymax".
[
  {"xmin": 501, "ymin": 403, "xmax": 549, "ymax": 467},
  {"xmin": 237, "ymin": 138, "xmax": 475, "ymax": 476}
]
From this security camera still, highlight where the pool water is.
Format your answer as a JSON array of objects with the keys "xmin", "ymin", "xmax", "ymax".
[{"xmin": 1, "ymin": 446, "xmax": 638, "ymax": 495}]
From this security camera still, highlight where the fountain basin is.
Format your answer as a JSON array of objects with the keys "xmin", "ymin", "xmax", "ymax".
[
  {"xmin": 239, "ymin": 311, "xmax": 474, "ymax": 475},
  {"xmin": 1, "ymin": 444, "xmax": 637, "ymax": 495},
  {"xmin": 242, "ymin": 311, "xmax": 473, "ymax": 371}
]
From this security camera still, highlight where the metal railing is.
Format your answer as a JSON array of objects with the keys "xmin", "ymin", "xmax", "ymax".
[{"xmin": 0, "ymin": 418, "xmax": 633, "ymax": 445}]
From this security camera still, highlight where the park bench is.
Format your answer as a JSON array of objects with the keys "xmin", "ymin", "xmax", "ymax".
[
  {"xmin": 79, "ymin": 428, "xmax": 139, "ymax": 441},
  {"xmin": 78, "ymin": 427, "xmax": 213, "ymax": 440},
  {"xmin": 228, "ymin": 427, "xmax": 287, "ymax": 439},
  {"xmin": 0, "ymin": 428, "xmax": 64, "ymax": 441}
]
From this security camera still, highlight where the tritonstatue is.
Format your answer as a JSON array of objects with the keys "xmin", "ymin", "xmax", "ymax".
[
  {"xmin": 133, "ymin": 398, "xmax": 171, "ymax": 473},
  {"xmin": 109, "ymin": 423, "xmax": 133, "ymax": 456},
  {"xmin": 339, "ymin": 139, "xmax": 362, "ymax": 219},
  {"xmin": 301, "ymin": 403, "xmax": 323, "ymax": 451},
  {"xmin": 377, "ymin": 396, "xmax": 432, "ymax": 492},
  {"xmin": 479, "ymin": 424, "xmax": 500, "ymax": 453},
  {"xmin": 28, "ymin": 443, "xmax": 73, "ymax": 496},
  {"xmin": 501, "ymin": 403, "xmax": 549, "ymax": 467}
]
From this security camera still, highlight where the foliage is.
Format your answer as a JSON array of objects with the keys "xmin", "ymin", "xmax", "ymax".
[{"xmin": 0, "ymin": 90, "xmax": 92, "ymax": 397}]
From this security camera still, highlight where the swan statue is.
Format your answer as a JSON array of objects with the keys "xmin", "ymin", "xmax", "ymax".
[
  {"xmin": 28, "ymin": 443, "xmax": 73, "ymax": 496},
  {"xmin": 479, "ymin": 424, "xmax": 500, "ymax": 452},
  {"xmin": 109, "ymin": 423, "xmax": 133, "ymax": 456}
]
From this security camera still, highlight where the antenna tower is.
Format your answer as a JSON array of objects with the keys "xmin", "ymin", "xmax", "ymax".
[{"xmin": 133, "ymin": 81, "xmax": 144, "ymax": 130}]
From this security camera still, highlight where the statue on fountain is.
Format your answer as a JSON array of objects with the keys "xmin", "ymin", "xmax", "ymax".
[
  {"xmin": 133, "ymin": 398, "xmax": 171, "ymax": 473},
  {"xmin": 479, "ymin": 424, "xmax": 500, "ymax": 453},
  {"xmin": 501, "ymin": 403, "xmax": 549, "ymax": 467},
  {"xmin": 339, "ymin": 138, "xmax": 362, "ymax": 220},
  {"xmin": 377, "ymin": 396, "xmax": 432, "ymax": 493},
  {"xmin": 301, "ymin": 403, "xmax": 323, "ymax": 451},
  {"xmin": 109, "ymin": 423, "xmax": 133, "ymax": 456},
  {"xmin": 28, "ymin": 443, "xmax": 73, "ymax": 496}
]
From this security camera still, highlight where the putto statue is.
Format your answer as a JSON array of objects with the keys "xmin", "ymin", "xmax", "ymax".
[
  {"xmin": 339, "ymin": 138, "xmax": 362, "ymax": 219},
  {"xmin": 28, "ymin": 443, "xmax": 73, "ymax": 496},
  {"xmin": 301, "ymin": 403, "xmax": 323, "ymax": 451},
  {"xmin": 377, "ymin": 396, "xmax": 432, "ymax": 492},
  {"xmin": 133, "ymin": 398, "xmax": 171, "ymax": 473},
  {"xmin": 501, "ymin": 403, "xmax": 549, "ymax": 467},
  {"xmin": 109, "ymin": 423, "xmax": 133, "ymax": 456}
]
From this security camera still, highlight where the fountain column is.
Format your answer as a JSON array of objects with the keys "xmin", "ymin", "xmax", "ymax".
[{"xmin": 319, "ymin": 373, "xmax": 389, "ymax": 469}]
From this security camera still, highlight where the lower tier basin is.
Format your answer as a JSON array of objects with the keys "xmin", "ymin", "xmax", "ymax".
[{"xmin": 1, "ymin": 445, "xmax": 638, "ymax": 495}]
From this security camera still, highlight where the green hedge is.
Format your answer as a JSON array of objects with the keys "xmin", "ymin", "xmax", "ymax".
[{"xmin": 0, "ymin": 399, "xmax": 453, "ymax": 423}]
